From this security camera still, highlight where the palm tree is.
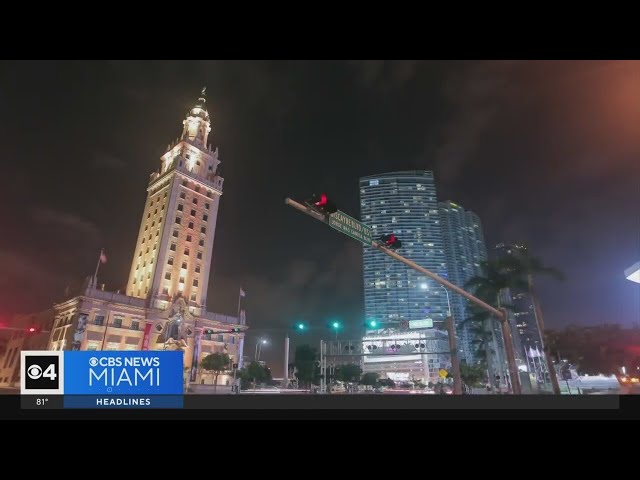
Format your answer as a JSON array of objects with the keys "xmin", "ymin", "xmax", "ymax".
[
  {"xmin": 465, "ymin": 260, "xmax": 523, "ymax": 393},
  {"xmin": 507, "ymin": 252, "xmax": 565, "ymax": 394},
  {"xmin": 460, "ymin": 299, "xmax": 511, "ymax": 393},
  {"xmin": 467, "ymin": 253, "xmax": 565, "ymax": 394}
]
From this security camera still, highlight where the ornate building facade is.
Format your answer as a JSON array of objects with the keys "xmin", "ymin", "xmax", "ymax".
[{"xmin": 0, "ymin": 90, "xmax": 246, "ymax": 388}]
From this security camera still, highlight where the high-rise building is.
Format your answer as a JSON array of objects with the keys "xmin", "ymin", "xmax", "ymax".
[
  {"xmin": 494, "ymin": 243, "xmax": 541, "ymax": 365},
  {"xmin": 126, "ymin": 89, "xmax": 223, "ymax": 316},
  {"xmin": 438, "ymin": 201, "xmax": 488, "ymax": 363},
  {"xmin": 0, "ymin": 90, "xmax": 246, "ymax": 388},
  {"xmin": 359, "ymin": 171, "xmax": 449, "ymax": 383}
]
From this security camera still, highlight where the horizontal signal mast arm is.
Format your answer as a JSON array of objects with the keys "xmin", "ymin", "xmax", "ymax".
[
  {"xmin": 285, "ymin": 195, "xmax": 503, "ymax": 320},
  {"xmin": 371, "ymin": 241, "xmax": 502, "ymax": 318},
  {"xmin": 285, "ymin": 197, "xmax": 328, "ymax": 223}
]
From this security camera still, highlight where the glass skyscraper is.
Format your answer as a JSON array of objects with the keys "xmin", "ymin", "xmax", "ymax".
[
  {"xmin": 359, "ymin": 171, "xmax": 449, "ymax": 383},
  {"xmin": 438, "ymin": 201, "xmax": 488, "ymax": 363}
]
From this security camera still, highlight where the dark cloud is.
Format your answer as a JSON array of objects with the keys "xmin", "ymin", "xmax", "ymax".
[
  {"xmin": 91, "ymin": 150, "xmax": 127, "ymax": 170},
  {"xmin": 31, "ymin": 207, "xmax": 101, "ymax": 240},
  {"xmin": 349, "ymin": 60, "xmax": 420, "ymax": 91}
]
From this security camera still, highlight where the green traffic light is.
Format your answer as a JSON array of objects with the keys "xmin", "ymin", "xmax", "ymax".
[
  {"xmin": 332, "ymin": 322, "xmax": 340, "ymax": 329},
  {"xmin": 297, "ymin": 323, "xmax": 306, "ymax": 330},
  {"xmin": 368, "ymin": 320, "xmax": 378, "ymax": 328}
]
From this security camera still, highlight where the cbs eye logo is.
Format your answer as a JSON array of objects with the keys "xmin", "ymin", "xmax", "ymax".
[{"xmin": 23, "ymin": 355, "xmax": 59, "ymax": 390}]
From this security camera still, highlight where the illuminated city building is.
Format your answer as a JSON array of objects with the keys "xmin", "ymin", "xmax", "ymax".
[
  {"xmin": 438, "ymin": 201, "xmax": 488, "ymax": 364},
  {"xmin": 494, "ymin": 243, "xmax": 538, "ymax": 369},
  {"xmin": 0, "ymin": 90, "xmax": 246, "ymax": 388},
  {"xmin": 359, "ymin": 171, "xmax": 450, "ymax": 384}
]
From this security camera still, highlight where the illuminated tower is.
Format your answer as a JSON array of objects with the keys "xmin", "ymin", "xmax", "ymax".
[{"xmin": 126, "ymin": 89, "xmax": 224, "ymax": 315}]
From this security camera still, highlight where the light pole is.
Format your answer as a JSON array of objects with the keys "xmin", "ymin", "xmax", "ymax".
[
  {"xmin": 255, "ymin": 338, "xmax": 268, "ymax": 362},
  {"xmin": 422, "ymin": 282, "xmax": 460, "ymax": 394},
  {"xmin": 284, "ymin": 322, "xmax": 307, "ymax": 389},
  {"xmin": 421, "ymin": 283, "xmax": 451, "ymax": 317}
]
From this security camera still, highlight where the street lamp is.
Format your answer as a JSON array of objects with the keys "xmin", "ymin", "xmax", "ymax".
[
  {"xmin": 255, "ymin": 338, "xmax": 268, "ymax": 362},
  {"xmin": 422, "ymin": 283, "xmax": 452, "ymax": 317}
]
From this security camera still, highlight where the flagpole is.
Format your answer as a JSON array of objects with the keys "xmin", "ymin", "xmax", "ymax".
[
  {"xmin": 94, "ymin": 248, "xmax": 104, "ymax": 287},
  {"xmin": 237, "ymin": 287, "xmax": 242, "ymax": 320}
]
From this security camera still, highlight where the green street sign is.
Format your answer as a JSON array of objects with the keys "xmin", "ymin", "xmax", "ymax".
[
  {"xmin": 328, "ymin": 210, "xmax": 373, "ymax": 245},
  {"xmin": 409, "ymin": 319, "xmax": 433, "ymax": 329}
]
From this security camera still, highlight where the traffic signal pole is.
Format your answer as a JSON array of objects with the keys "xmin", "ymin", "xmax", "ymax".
[
  {"xmin": 285, "ymin": 197, "xmax": 522, "ymax": 394},
  {"xmin": 283, "ymin": 334, "xmax": 290, "ymax": 389},
  {"xmin": 445, "ymin": 316, "xmax": 463, "ymax": 395}
]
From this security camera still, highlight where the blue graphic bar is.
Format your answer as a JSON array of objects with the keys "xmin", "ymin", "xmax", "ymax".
[
  {"xmin": 64, "ymin": 395, "xmax": 184, "ymax": 409},
  {"xmin": 64, "ymin": 351, "xmax": 184, "ymax": 395}
]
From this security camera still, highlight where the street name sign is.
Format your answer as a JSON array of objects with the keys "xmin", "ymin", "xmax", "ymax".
[{"xmin": 328, "ymin": 210, "xmax": 373, "ymax": 245}]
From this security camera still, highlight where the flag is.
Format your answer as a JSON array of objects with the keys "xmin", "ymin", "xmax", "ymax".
[
  {"xmin": 239, "ymin": 287, "xmax": 246, "ymax": 298},
  {"xmin": 100, "ymin": 250, "xmax": 107, "ymax": 263}
]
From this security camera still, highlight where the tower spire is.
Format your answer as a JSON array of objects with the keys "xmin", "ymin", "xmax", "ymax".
[
  {"xmin": 181, "ymin": 87, "xmax": 211, "ymax": 146},
  {"xmin": 197, "ymin": 87, "xmax": 206, "ymax": 108}
]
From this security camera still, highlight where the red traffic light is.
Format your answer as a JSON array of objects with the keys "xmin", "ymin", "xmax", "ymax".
[
  {"xmin": 306, "ymin": 193, "xmax": 338, "ymax": 215},
  {"xmin": 380, "ymin": 234, "xmax": 402, "ymax": 250},
  {"xmin": 314, "ymin": 193, "xmax": 328, "ymax": 207},
  {"xmin": 27, "ymin": 326, "xmax": 39, "ymax": 334}
]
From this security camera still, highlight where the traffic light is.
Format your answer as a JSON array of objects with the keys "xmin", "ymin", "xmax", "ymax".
[
  {"xmin": 366, "ymin": 319, "xmax": 379, "ymax": 328},
  {"xmin": 379, "ymin": 234, "xmax": 402, "ymax": 250},
  {"xmin": 26, "ymin": 325, "xmax": 40, "ymax": 334},
  {"xmin": 331, "ymin": 321, "xmax": 341, "ymax": 330},
  {"xmin": 306, "ymin": 193, "xmax": 338, "ymax": 215},
  {"xmin": 231, "ymin": 327, "xmax": 241, "ymax": 333},
  {"xmin": 296, "ymin": 322, "xmax": 307, "ymax": 331}
]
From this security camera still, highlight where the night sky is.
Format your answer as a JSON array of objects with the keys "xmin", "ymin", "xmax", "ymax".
[{"xmin": 1, "ymin": 61, "xmax": 638, "ymax": 376}]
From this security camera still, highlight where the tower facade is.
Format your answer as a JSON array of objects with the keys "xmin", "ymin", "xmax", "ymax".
[
  {"xmin": 126, "ymin": 90, "xmax": 224, "ymax": 316},
  {"xmin": 494, "ymin": 243, "xmax": 541, "ymax": 364},
  {"xmin": 360, "ymin": 171, "xmax": 450, "ymax": 383},
  {"xmin": 438, "ymin": 201, "xmax": 488, "ymax": 363}
]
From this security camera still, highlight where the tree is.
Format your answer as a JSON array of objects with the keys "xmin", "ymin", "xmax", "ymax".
[
  {"xmin": 547, "ymin": 324, "xmax": 630, "ymax": 376},
  {"xmin": 459, "ymin": 299, "xmax": 501, "ymax": 393},
  {"xmin": 336, "ymin": 363, "xmax": 362, "ymax": 384},
  {"xmin": 378, "ymin": 378, "xmax": 395, "ymax": 388},
  {"xmin": 500, "ymin": 252, "xmax": 565, "ymax": 394},
  {"xmin": 459, "ymin": 362, "xmax": 486, "ymax": 388},
  {"xmin": 465, "ymin": 259, "xmax": 523, "ymax": 393},
  {"xmin": 200, "ymin": 352, "xmax": 230, "ymax": 392},
  {"xmin": 294, "ymin": 344, "xmax": 318, "ymax": 389},
  {"xmin": 360, "ymin": 372, "xmax": 380, "ymax": 388},
  {"xmin": 466, "ymin": 253, "xmax": 565, "ymax": 394},
  {"xmin": 243, "ymin": 361, "xmax": 270, "ymax": 391}
]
